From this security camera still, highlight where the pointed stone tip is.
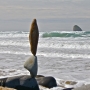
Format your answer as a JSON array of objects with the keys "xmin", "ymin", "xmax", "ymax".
[
  {"xmin": 32, "ymin": 19, "xmax": 37, "ymax": 24},
  {"xmin": 33, "ymin": 18, "xmax": 36, "ymax": 22}
]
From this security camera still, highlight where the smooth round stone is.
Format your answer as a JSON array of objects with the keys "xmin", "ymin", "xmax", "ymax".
[{"xmin": 24, "ymin": 55, "xmax": 38, "ymax": 78}]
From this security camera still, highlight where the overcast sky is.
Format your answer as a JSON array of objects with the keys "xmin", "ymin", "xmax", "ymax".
[{"xmin": 0, "ymin": 0, "xmax": 90, "ymax": 31}]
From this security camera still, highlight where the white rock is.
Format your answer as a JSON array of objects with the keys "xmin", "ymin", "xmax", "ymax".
[{"xmin": 24, "ymin": 55, "xmax": 38, "ymax": 78}]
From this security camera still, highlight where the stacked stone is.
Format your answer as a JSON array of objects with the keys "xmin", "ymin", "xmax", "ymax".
[
  {"xmin": 24, "ymin": 19, "xmax": 57, "ymax": 89},
  {"xmin": 23, "ymin": 19, "xmax": 39, "ymax": 90},
  {"xmin": 0, "ymin": 19, "xmax": 40, "ymax": 90},
  {"xmin": 0, "ymin": 19, "xmax": 57, "ymax": 90},
  {"xmin": 24, "ymin": 19, "xmax": 39, "ymax": 78}
]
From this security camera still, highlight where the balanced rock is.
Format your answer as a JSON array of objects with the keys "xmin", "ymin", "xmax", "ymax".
[
  {"xmin": 24, "ymin": 55, "xmax": 38, "ymax": 78},
  {"xmin": 73, "ymin": 25, "xmax": 82, "ymax": 31},
  {"xmin": 29, "ymin": 19, "xmax": 39, "ymax": 56}
]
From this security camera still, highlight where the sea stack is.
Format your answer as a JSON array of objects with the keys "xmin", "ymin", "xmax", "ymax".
[
  {"xmin": 29, "ymin": 19, "xmax": 39, "ymax": 56},
  {"xmin": 73, "ymin": 25, "xmax": 82, "ymax": 31}
]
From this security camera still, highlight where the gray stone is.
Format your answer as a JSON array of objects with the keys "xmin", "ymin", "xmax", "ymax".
[
  {"xmin": 24, "ymin": 55, "xmax": 38, "ymax": 78},
  {"xmin": 35, "ymin": 75, "xmax": 57, "ymax": 88}
]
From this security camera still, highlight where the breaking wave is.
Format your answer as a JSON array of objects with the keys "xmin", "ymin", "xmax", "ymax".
[{"xmin": 42, "ymin": 31, "xmax": 90, "ymax": 38}]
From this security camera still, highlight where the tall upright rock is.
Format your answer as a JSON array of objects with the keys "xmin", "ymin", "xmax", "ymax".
[
  {"xmin": 29, "ymin": 19, "xmax": 39, "ymax": 56},
  {"xmin": 73, "ymin": 25, "xmax": 82, "ymax": 31}
]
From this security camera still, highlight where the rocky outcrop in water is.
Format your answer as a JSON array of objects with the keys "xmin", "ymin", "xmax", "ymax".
[{"xmin": 73, "ymin": 25, "xmax": 82, "ymax": 31}]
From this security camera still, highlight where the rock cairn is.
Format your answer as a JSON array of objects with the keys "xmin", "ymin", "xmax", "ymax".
[
  {"xmin": 0, "ymin": 19, "xmax": 57, "ymax": 90},
  {"xmin": 24, "ymin": 19, "xmax": 39, "ymax": 78}
]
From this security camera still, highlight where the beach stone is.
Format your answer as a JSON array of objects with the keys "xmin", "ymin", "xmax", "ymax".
[
  {"xmin": 73, "ymin": 25, "xmax": 82, "ymax": 31},
  {"xmin": 4, "ymin": 75, "xmax": 39, "ymax": 90},
  {"xmin": 24, "ymin": 55, "xmax": 38, "ymax": 78},
  {"xmin": 35, "ymin": 75, "xmax": 57, "ymax": 88},
  {"xmin": 29, "ymin": 19, "xmax": 39, "ymax": 56}
]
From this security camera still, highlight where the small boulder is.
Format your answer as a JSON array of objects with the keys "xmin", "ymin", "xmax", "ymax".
[{"xmin": 35, "ymin": 75, "xmax": 57, "ymax": 88}]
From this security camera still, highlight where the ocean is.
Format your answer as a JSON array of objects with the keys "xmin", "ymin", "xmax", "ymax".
[{"xmin": 0, "ymin": 31, "xmax": 90, "ymax": 90}]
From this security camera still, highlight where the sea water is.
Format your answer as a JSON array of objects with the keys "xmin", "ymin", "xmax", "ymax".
[{"xmin": 0, "ymin": 31, "xmax": 90, "ymax": 90}]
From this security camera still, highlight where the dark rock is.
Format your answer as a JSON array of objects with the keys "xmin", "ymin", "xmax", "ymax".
[
  {"xmin": 0, "ymin": 78, "xmax": 7, "ymax": 87},
  {"xmin": 0, "ymin": 75, "xmax": 39, "ymax": 90},
  {"xmin": 73, "ymin": 25, "xmax": 82, "ymax": 31},
  {"xmin": 35, "ymin": 75, "xmax": 57, "ymax": 88},
  {"xmin": 63, "ymin": 88, "xmax": 73, "ymax": 90},
  {"xmin": 0, "ymin": 75, "xmax": 57, "ymax": 89}
]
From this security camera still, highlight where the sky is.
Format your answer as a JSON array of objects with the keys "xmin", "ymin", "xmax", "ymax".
[{"xmin": 0, "ymin": 0, "xmax": 90, "ymax": 31}]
